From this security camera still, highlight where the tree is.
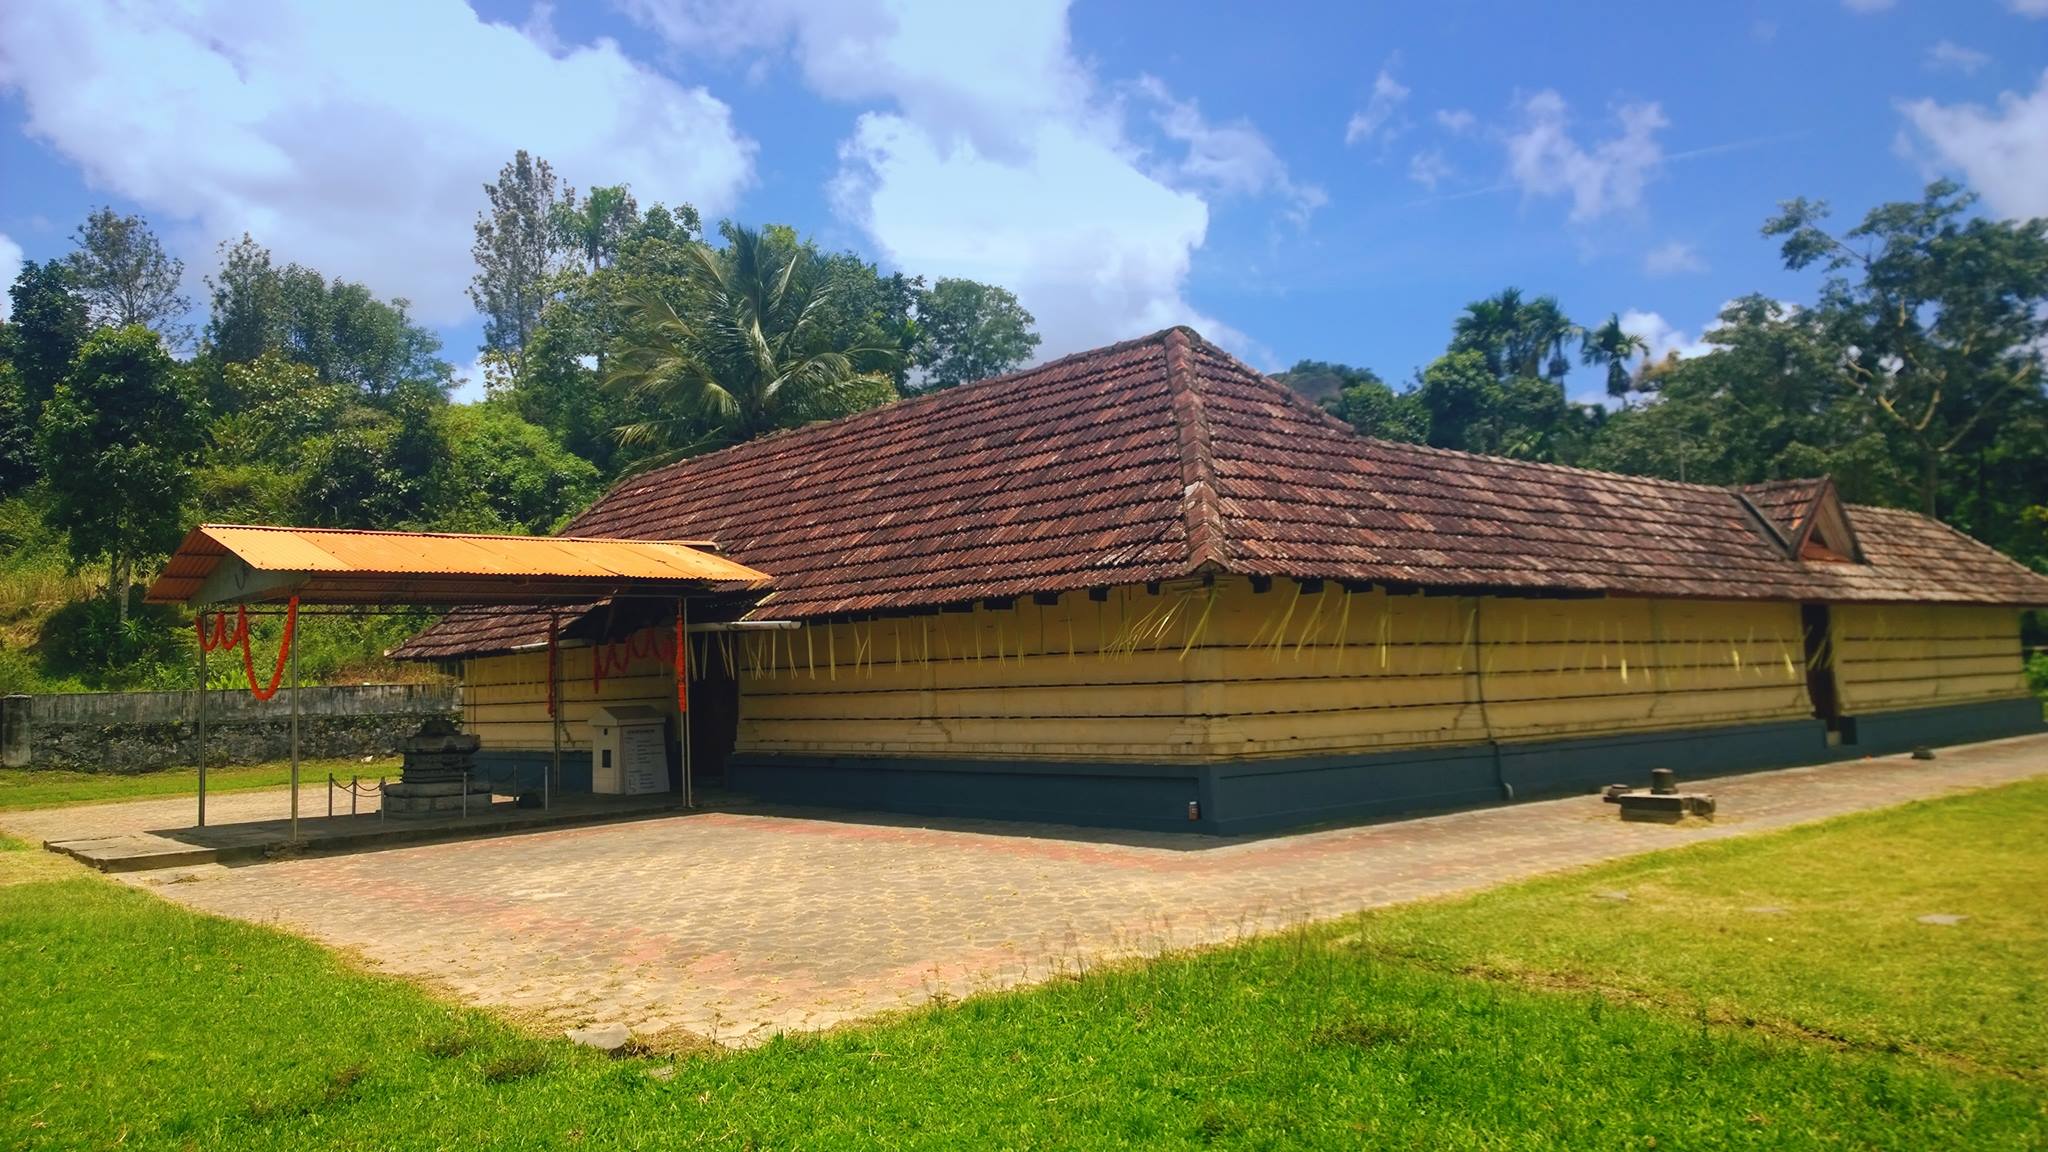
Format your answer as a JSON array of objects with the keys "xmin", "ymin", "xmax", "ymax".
[
  {"xmin": 1275, "ymin": 360, "xmax": 1427, "ymax": 443},
  {"xmin": 1583, "ymin": 296, "xmax": 1895, "ymax": 491},
  {"xmin": 65, "ymin": 208, "xmax": 192, "ymax": 346},
  {"xmin": 276, "ymin": 267, "xmax": 452, "ymax": 402},
  {"xmin": 1430, "ymin": 288, "xmax": 1597, "ymax": 462},
  {"xmin": 4, "ymin": 259, "xmax": 91, "ymax": 412},
  {"xmin": 0, "ymin": 361, "xmax": 33, "ymax": 494},
  {"xmin": 911, "ymin": 278, "xmax": 1040, "ymax": 391},
  {"xmin": 203, "ymin": 234, "xmax": 286, "ymax": 364},
  {"xmin": 36, "ymin": 327, "xmax": 205, "ymax": 628},
  {"xmin": 437, "ymin": 403, "xmax": 602, "ymax": 534},
  {"xmin": 1765, "ymin": 180, "xmax": 2048, "ymax": 517},
  {"xmin": 1451, "ymin": 288, "xmax": 1579, "ymax": 384},
  {"xmin": 1581, "ymin": 313, "xmax": 1652, "ymax": 401},
  {"xmin": 606, "ymin": 224, "xmax": 900, "ymax": 453},
  {"xmin": 470, "ymin": 150, "xmax": 569, "ymax": 365},
  {"xmin": 552, "ymin": 185, "xmax": 639, "ymax": 273},
  {"xmin": 292, "ymin": 380, "xmax": 450, "ymax": 529},
  {"xmin": 1415, "ymin": 348, "xmax": 1601, "ymax": 462}
]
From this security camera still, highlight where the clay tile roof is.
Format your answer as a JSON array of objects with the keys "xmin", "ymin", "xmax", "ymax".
[
  {"xmin": 395, "ymin": 326, "xmax": 2048, "ymax": 659},
  {"xmin": 1739, "ymin": 479, "xmax": 1827, "ymax": 538}
]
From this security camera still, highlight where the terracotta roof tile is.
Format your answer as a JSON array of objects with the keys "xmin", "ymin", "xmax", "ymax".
[{"xmin": 396, "ymin": 326, "xmax": 2048, "ymax": 658}]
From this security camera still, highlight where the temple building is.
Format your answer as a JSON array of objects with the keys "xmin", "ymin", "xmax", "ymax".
[{"xmin": 395, "ymin": 328, "xmax": 2048, "ymax": 833}]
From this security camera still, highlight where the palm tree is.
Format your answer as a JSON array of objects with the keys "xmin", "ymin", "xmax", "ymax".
[
  {"xmin": 605, "ymin": 225, "xmax": 898, "ymax": 456},
  {"xmin": 1452, "ymin": 287, "xmax": 1523, "ymax": 378},
  {"xmin": 554, "ymin": 185, "xmax": 639, "ymax": 273},
  {"xmin": 1518, "ymin": 295, "xmax": 1579, "ymax": 384},
  {"xmin": 1580, "ymin": 314, "xmax": 1652, "ymax": 401},
  {"xmin": 1453, "ymin": 288, "xmax": 1579, "ymax": 383}
]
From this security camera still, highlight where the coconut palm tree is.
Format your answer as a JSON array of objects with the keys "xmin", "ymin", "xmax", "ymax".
[
  {"xmin": 605, "ymin": 225, "xmax": 898, "ymax": 456},
  {"xmin": 1580, "ymin": 313, "xmax": 1652, "ymax": 401}
]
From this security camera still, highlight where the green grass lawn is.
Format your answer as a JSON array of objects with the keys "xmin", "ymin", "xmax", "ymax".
[
  {"xmin": 0, "ymin": 757, "xmax": 399, "ymax": 812},
  {"xmin": 1350, "ymin": 782, "xmax": 2048, "ymax": 1081},
  {"xmin": 2, "ymin": 782, "xmax": 2045, "ymax": 1150}
]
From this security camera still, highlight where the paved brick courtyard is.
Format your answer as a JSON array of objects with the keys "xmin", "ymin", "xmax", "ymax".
[{"xmin": 18, "ymin": 735, "xmax": 2047, "ymax": 1047}]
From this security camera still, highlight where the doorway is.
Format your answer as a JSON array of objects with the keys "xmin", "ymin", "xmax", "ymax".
[
  {"xmin": 1800, "ymin": 603, "xmax": 1846, "ymax": 740},
  {"xmin": 684, "ymin": 636, "xmax": 743, "ymax": 784}
]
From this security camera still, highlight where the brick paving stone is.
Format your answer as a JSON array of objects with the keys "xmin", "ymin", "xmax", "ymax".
[{"xmin": 11, "ymin": 734, "xmax": 2039, "ymax": 1047}]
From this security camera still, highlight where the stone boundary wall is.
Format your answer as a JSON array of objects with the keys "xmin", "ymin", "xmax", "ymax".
[{"xmin": 0, "ymin": 684, "xmax": 459, "ymax": 773}]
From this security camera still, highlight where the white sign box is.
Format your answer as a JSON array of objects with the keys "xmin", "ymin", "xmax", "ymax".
[{"xmin": 588, "ymin": 705, "xmax": 671, "ymax": 796}]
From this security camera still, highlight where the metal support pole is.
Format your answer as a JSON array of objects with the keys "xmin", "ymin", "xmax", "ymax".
[
  {"xmin": 547, "ymin": 612, "xmax": 559, "ymax": 812},
  {"xmin": 680, "ymin": 599, "xmax": 694, "ymax": 809},
  {"xmin": 196, "ymin": 631, "xmax": 208, "ymax": 828},
  {"xmin": 289, "ymin": 621, "xmax": 300, "ymax": 844}
]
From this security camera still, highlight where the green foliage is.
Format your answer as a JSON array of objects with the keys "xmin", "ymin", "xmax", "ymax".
[
  {"xmin": 33, "ymin": 593, "xmax": 192, "ymax": 689},
  {"xmin": 3, "ymin": 258, "xmax": 90, "ymax": 414},
  {"xmin": 606, "ymin": 223, "xmax": 901, "ymax": 456},
  {"xmin": 436, "ymin": 403, "xmax": 601, "ymax": 534},
  {"xmin": 1414, "ymin": 347, "xmax": 1602, "ymax": 462},
  {"xmin": 1580, "ymin": 312, "xmax": 1651, "ymax": 401},
  {"xmin": 1450, "ymin": 287, "xmax": 1578, "ymax": 384},
  {"xmin": 0, "ymin": 360, "xmax": 34, "ymax": 494},
  {"xmin": 470, "ymin": 149, "xmax": 570, "ymax": 361},
  {"xmin": 1280, "ymin": 360, "xmax": 1428, "ymax": 443},
  {"xmin": 551, "ymin": 184, "xmax": 639, "ymax": 273},
  {"xmin": 1765, "ymin": 180, "xmax": 2048, "ymax": 518},
  {"xmin": 911, "ymin": 277, "xmax": 1040, "ymax": 391},
  {"xmin": 2027, "ymin": 651, "xmax": 2047, "ymax": 697},
  {"xmin": 292, "ymin": 381, "xmax": 447, "ymax": 529},
  {"xmin": 64, "ymin": 207, "xmax": 192, "ymax": 346},
  {"xmin": 203, "ymin": 236, "xmax": 452, "ymax": 400},
  {"xmin": 203, "ymin": 234, "xmax": 286, "ymax": 364},
  {"xmin": 36, "ymin": 327, "xmax": 206, "ymax": 615},
  {"xmin": 1584, "ymin": 295, "xmax": 1909, "ymax": 492}
]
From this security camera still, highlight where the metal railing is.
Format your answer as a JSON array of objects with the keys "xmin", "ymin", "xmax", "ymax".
[
  {"xmin": 327, "ymin": 773, "xmax": 388, "ymax": 820},
  {"xmin": 326, "ymin": 765, "xmax": 533, "ymax": 822}
]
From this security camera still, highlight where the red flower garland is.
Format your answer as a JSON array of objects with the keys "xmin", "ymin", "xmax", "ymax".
[{"xmin": 193, "ymin": 597, "xmax": 298, "ymax": 701}]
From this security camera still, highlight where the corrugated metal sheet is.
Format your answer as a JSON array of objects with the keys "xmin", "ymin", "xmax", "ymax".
[
  {"xmin": 144, "ymin": 525, "xmax": 770, "ymax": 606},
  {"xmin": 395, "ymin": 325, "xmax": 2048, "ymax": 660}
]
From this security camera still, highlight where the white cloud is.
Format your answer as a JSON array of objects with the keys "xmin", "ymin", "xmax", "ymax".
[
  {"xmin": 1132, "ymin": 76, "xmax": 1325, "ymax": 223},
  {"xmin": 2010, "ymin": 0, "xmax": 2048, "ymax": 15},
  {"xmin": 1898, "ymin": 69, "xmax": 2048, "ymax": 219},
  {"xmin": 0, "ymin": 1, "xmax": 755, "ymax": 327},
  {"xmin": 1407, "ymin": 149, "xmax": 1453, "ymax": 190},
  {"xmin": 1644, "ymin": 240, "xmax": 1705, "ymax": 276},
  {"xmin": 624, "ymin": 0, "xmax": 1258, "ymax": 359},
  {"xmin": 1619, "ymin": 308, "xmax": 1715, "ymax": 363},
  {"xmin": 1925, "ymin": 40, "xmax": 1990, "ymax": 74},
  {"xmin": 1842, "ymin": 0, "xmax": 1895, "ymax": 11},
  {"xmin": 1434, "ymin": 108, "xmax": 1476, "ymax": 135},
  {"xmin": 1344, "ymin": 68, "xmax": 1410, "ymax": 147},
  {"xmin": 0, "ymin": 233, "xmax": 21, "ymax": 321},
  {"xmin": 1505, "ymin": 90, "xmax": 1668, "ymax": 222}
]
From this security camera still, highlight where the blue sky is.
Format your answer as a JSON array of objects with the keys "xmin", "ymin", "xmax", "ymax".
[{"xmin": 1, "ymin": 1, "xmax": 2044, "ymax": 404}]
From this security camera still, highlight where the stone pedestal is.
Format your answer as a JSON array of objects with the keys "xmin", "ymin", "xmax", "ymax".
[{"xmin": 382, "ymin": 717, "xmax": 488, "ymax": 819}]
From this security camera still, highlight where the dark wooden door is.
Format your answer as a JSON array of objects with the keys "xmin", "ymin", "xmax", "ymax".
[
  {"xmin": 686, "ymin": 647, "xmax": 742, "ymax": 783},
  {"xmin": 1801, "ymin": 603, "xmax": 1841, "ymax": 725}
]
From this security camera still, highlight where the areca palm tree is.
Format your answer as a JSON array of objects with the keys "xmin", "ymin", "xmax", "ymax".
[
  {"xmin": 1580, "ymin": 313, "xmax": 1652, "ymax": 401},
  {"xmin": 553, "ymin": 185, "xmax": 639, "ymax": 272},
  {"xmin": 1452, "ymin": 288, "xmax": 1579, "ymax": 383},
  {"xmin": 605, "ymin": 225, "xmax": 898, "ymax": 456},
  {"xmin": 1519, "ymin": 295, "xmax": 1579, "ymax": 384}
]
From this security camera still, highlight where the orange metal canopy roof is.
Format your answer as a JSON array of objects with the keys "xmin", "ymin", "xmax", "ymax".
[{"xmin": 145, "ymin": 524, "xmax": 773, "ymax": 607}]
